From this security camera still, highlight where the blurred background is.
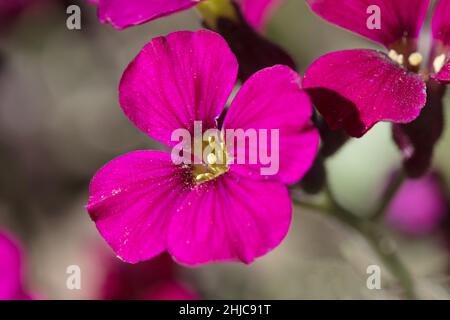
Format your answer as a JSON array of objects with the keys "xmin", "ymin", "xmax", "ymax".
[{"xmin": 1, "ymin": 0, "xmax": 449, "ymax": 299}]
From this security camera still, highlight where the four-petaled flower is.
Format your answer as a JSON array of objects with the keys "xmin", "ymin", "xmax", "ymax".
[{"xmin": 86, "ymin": 30, "xmax": 319, "ymax": 265}]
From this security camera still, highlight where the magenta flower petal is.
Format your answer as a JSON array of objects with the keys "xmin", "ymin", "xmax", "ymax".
[
  {"xmin": 432, "ymin": 0, "xmax": 450, "ymax": 47},
  {"xmin": 435, "ymin": 61, "xmax": 450, "ymax": 83},
  {"xmin": 0, "ymin": 230, "xmax": 29, "ymax": 300},
  {"xmin": 167, "ymin": 173, "xmax": 292, "ymax": 265},
  {"xmin": 306, "ymin": 0, "xmax": 430, "ymax": 48},
  {"xmin": 236, "ymin": 0, "xmax": 282, "ymax": 32},
  {"xmin": 223, "ymin": 65, "xmax": 319, "ymax": 184},
  {"xmin": 386, "ymin": 173, "xmax": 447, "ymax": 235},
  {"xmin": 87, "ymin": 151, "xmax": 191, "ymax": 263},
  {"xmin": 0, "ymin": 231, "xmax": 22, "ymax": 300},
  {"xmin": 119, "ymin": 30, "xmax": 238, "ymax": 147},
  {"xmin": 94, "ymin": 0, "xmax": 202, "ymax": 29},
  {"xmin": 303, "ymin": 49, "xmax": 427, "ymax": 137}
]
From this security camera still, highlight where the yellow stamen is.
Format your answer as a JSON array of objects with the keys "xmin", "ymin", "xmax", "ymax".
[
  {"xmin": 207, "ymin": 153, "xmax": 217, "ymax": 165},
  {"xmin": 388, "ymin": 49, "xmax": 404, "ymax": 65},
  {"xmin": 192, "ymin": 132, "xmax": 229, "ymax": 184},
  {"xmin": 408, "ymin": 52, "xmax": 423, "ymax": 67},
  {"xmin": 433, "ymin": 54, "xmax": 447, "ymax": 73}
]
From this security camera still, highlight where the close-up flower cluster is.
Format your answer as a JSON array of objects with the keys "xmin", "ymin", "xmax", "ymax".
[{"xmin": 1, "ymin": 0, "xmax": 450, "ymax": 302}]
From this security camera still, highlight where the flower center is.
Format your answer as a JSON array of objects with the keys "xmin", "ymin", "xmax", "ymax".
[
  {"xmin": 388, "ymin": 49, "xmax": 423, "ymax": 69},
  {"xmin": 388, "ymin": 49, "xmax": 405, "ymax": 65},
  {"xmin": 192, "ymin": 134, "xmax": 229, "ymax": 184}
]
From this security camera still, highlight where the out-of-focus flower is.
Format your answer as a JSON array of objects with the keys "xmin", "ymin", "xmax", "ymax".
[
  {"xmin": 236, "ymin": 0, "xmax": 283, "ymax": 32},
  {"xmin": 304, "ymin": 0, "xmax": 450, "ymax": 177},
  {"xmin": 88, "ymin": 0, "xmax": 280, "ymax": 31},
  {"xmin": 0, "ymin": 0, "xmax": 62, "ymax": 35},
  {"xmin": 86, "ymin": 30, "xmax": 319, "ymax": 265},
  {"xmin": 0, "ymin": 0, "xmax": 33, "ymax": 30},
  {"xmin": 0, "ymin": 230, "xmax": 32, "ymax": 300},
  {"xmin": 87, "ymin": 0, "xmax": 201, "ymax": 30},
  {"xmin": 87, "ymin": 0, "xmax": 295, "ymax": 80},
  {"xmin": 386, "ymin": 173, "xmax": 448, "ymax": 235},
  {"xmin": 433, "ymin": 0, "xmax": 450, "ymax": 84},
  {"xmin": 210, "ymin": 1, "xmax": 296, "ymax": 80},
  {"xmin": 99, "ymin": 252, "xmax": 198, "ymax": 300}
]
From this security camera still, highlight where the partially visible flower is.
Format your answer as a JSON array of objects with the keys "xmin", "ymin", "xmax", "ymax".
[
  {"xmin": 88, "ymin": 0, "xmax": 280, "ymax": 31},
  {"xmin": 235, "ymin": 0, "xmax": 283, "ymax": 32},
  {"xmin": 0, "ymin": 229, "xmax": 32, "ymax": 300},
  {"xmin": 435, "ymin": 61, "xmax": 450, "ymax": 83},
  {"xmin": 306, "ymin": 0, "xmax": 430, "ymax": 48},
  {"xmin": 87, "ymin": 0, "xmax": 294, "ymax": 80},
  {"xmin": 304, "ymin": 0, "xmax": 450, "ymax": 177},
  {"xmin": 89, "ymin": 0, "xmax": 201, "ymax": 30},
  {"xmin": 211, "ymin": 0, "xmax": 295, "ymax": 80},
  {"xmin": 86, "ymin": 30, "xmax": 319, "ymax": 265},
  {"xmin": 99, "ymin": 252, "xmax": 198, "ymax": 300},
  {"xmin": 0, "ymin": 0, "xmax": 61, "ymax": 35},
  {"xmin": 304, "ymin": 49, "xmax": 427, "ymax": 137},
  {"xmin": 386, "ymin": 173, "xmax": 448, "ymax": 235},
  {"xmin": 304, "ymin": 0, "xmax": 430, "ymax": 137},
  {"xmin": 433, "ymin": 0, "xmax": 450, "ymax": 86},
  {"xmin": 0, "ymin": 0, "xmax": 34, "ymax": 31}
]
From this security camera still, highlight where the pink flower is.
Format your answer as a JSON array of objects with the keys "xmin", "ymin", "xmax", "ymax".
[
  {"xmin": 386, "ymin": 173, "xmax": 448, "ymax": 235},
  {"xmin": 89, "ymin": 0, "xmax": 281, "ymax": 32},
  {"xmin": 304, "ymin": 0, "xmax": 450, "ymax": 137},
  {"xmin": 99, "ymin": 252, "xmax": 198, "ymax": 300},
  {"xmin": 86, "ymin": 30, "xmax": 319, "ymax": 265},
  {"xmin": 304, "ymin": 0, "xmax": 450, "ymax": 177},
  {"xmin": 432, "ymin": 0, "xmax": 450, "ymax": 82},
  {"xmin": 304, "ymin": 49, "xmax": 427, "ymax": 137},
  {"xmin": 0, "ymin": 230, "xmax": 32, "ymax": 300},
  {"xmin": 0, "ymin": 0, "xmax": 34, "ymax": 30}
]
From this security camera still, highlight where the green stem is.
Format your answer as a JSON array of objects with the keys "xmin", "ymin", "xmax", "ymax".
[
  {"xmin": 293, "ymin": 186, "xmax": 417, "ymax": 300},
  {"xmin": 371, "ymin": 171, "xmax": 406, "ymax": 221}
]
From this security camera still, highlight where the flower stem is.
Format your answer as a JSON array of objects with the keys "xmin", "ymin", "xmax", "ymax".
[
  {"xmin": 292, "ymin": 185, "xmax": 417, "ymax": 299},
  {"xmin": 371, "ymin": 170, "xmax": 406, "ymax": 221}
]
